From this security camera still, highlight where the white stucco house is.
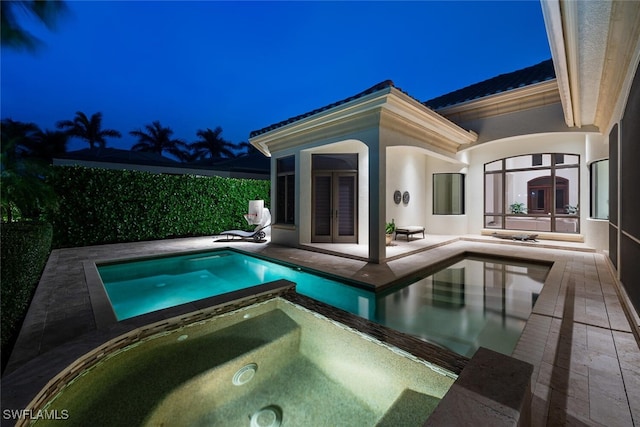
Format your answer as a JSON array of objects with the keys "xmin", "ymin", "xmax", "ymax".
[{"xmin": 249, "ymin": 2, "xmax": 640, "ymax": 311}]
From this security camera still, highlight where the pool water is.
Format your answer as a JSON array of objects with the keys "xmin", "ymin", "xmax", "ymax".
[
  {"xmin": 98, "ymin": 250, "xmax": 372, "ymax": 320},
  {"xmin": 98, "ymin": 250, "xmax": 549, "ymax": 357},
  {"xmin": 35, "ymin": 298, "xmax": 453, "ymax": 426}
]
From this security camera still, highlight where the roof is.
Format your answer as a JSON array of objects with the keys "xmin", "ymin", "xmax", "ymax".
[
  {"xmin": 249, "ymin": 80, "xmax": 397, "ymax": 138},
  {"xmin": 423, "ymin": 59, "xmax": 556, "ymax": 110},
  {"xmin": 191, "ymin": 153, "xmax": 270, "ymax": 173},
  {"xmin": 55, "ymin": 148, "xmax": 179, "ymax": 167},
  {"xmin": 54, "ymin": 148, "xmax": 270, "ymax": 177}
]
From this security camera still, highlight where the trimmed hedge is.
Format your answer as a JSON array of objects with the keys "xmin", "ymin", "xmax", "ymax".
[
  {"xmin": 1, "ymin": 221, "xmax": 53, "ymax": 349},
  {"xmin": 47, "ymin": 166, "xmax": 270, "ymax": 248}
]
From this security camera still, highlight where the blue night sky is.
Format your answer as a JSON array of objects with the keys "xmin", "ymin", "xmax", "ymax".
[{"xmin": 1, "ymin": 1, "xmax": 551, "ymax": 153}]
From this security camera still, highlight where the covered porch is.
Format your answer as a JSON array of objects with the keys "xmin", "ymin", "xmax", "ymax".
[{"xmin": 250, "ymin": 80, "xmax": 477, "ymax": 264}]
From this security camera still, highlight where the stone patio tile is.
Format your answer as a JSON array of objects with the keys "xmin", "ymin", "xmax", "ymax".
[
  {"xmin": 589, "ymin": 386, "xmax": 634, "ymax": 427},
  {"xmin": 586, "ymin": 326, "xmax": 617, "ymax": 356},
  {"xmin": 548, "ymin": 389, "xmax": 591, "ymax": 426}
]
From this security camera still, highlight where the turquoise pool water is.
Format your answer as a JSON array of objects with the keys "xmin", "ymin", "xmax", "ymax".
[{"xmin": 98, "ymin": 249, "xmax": 549, "ymax": 357}]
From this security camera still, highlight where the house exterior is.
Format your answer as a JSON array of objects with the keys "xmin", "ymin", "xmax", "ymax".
[{"xmin": 249, "ymin": 2, "xmax": 640, "ymax": 313}]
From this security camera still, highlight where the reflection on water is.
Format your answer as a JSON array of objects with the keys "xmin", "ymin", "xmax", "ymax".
[
  {"xmin": 100, "ymin": 250, "xmax": 549, "ymax": 358},
  {"xmin": 371, "ymin": 257, "xmax": 548, "ymax": 357}
]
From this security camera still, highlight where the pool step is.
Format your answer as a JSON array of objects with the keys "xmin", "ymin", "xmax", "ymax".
[{"xmin": 376, "ymin": 389, "xmax": 441, "ymax": 426}]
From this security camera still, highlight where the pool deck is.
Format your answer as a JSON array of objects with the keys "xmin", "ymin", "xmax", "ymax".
[{"xmin": 2, "ymin": 235, "xmax": 639, "ymax": 426}]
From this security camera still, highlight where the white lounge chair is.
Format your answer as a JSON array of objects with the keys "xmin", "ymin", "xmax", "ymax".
[{"xmin": 219, "ymin": 201, "xmax": 271, "ymax": 242}]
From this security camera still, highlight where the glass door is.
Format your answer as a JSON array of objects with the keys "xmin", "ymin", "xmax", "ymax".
[{"xmin": 312, "ymin": 172, "xmax": 357, "ymax": 243}]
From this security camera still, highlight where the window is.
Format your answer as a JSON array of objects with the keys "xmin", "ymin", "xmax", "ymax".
[
  {"xmin": 484, "ymin": 153, "xmax": 580, "ymax": 233},
  {"xmin": 433, "ymin": 173, "xmax": 465, "ymax": 215},
  {"xmin": 276, "ymin": 156, "xmax": 295, "ymax": 224},
  {"xmin": 590, "ymin": 159, "xmax": 608, "ymax": 219}
]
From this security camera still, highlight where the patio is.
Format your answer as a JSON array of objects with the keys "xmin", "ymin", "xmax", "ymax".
[{"xmin": 2, "ymin": 235, "xmax": 639, "ymax": 426}]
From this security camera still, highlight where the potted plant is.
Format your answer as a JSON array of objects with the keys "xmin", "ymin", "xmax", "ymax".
[
  {"xmin": 509, "ymin": 202, "xmax": 527, "ymax": 214},
  {"xmin": 385, "ymin": 219, "xmax": 395, "ymax": 245},
  {"xmin": 565, "ymin": 204, "xmax": 579, "ymax": 215}
]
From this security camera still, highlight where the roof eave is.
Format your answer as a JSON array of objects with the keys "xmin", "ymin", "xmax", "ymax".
[
  {"xmin": 249, "ymin": 86, "xmax": 477, "ymax": 155},
  {"xmin": 543, "ymin": 0, "xmax": 640, "ymax": 130},
  {"xmin": 433, "ymin": 79, "xmax": 561, "ymax": 122}
]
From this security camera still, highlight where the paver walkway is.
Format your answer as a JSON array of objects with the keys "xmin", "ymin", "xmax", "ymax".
[{"xmin": 2, "ymin": 236, "xmax": 638, "ymax": 426}]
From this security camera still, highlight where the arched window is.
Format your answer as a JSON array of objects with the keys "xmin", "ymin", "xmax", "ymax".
[{"xmin": 484, "ymin": 154, "xmax": 580, "ymax": 233}]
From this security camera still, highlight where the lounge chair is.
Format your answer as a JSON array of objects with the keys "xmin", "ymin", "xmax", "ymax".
[
  {"xmin": 219, "ymin": 222, "xmax": 271, "ymax": 241},
  {"xmin": 218, "ymin": 201, "xmax": 271, "ymax": 242}
]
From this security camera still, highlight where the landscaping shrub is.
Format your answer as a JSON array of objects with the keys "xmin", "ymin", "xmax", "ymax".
[
  {"xmin": 46, "ymin": 166, "xmax": 270, "ymax": 248},
  {"xmin": 1, "ymin": 221, "xmax": 53, "ymax": 351}
]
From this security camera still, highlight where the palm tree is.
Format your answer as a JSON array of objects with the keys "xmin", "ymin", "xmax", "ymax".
[
  {"xmin": 26, "ymin": 130, "xmax": 68, "ymax": 163},
  {"xmin": 56, "ymin": 111, "xmax": 121, "ymax": 149},
  {"xmin": 190, "ymin": 127, "xmax": 238, "ymax": 163},
  {"xmin": 1, "ymin": 1, "xmax": 68, "ymax": 51},
  {"xmin": 0, "ymin": 119, "xmax": 57, "ymax": 222},
  {"xmin": 129, "ymin": 121, "xmax": 188, "ymax": 160},
  {"xmin": 236, "ymin": 141, "xmax": 260, "ymax": 156}
]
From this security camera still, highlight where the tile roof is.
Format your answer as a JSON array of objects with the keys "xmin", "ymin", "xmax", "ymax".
[
  {"xmin": 191, "ymin": 152, "xmax": 270, "ymax": 173},
  {"xmin": 249, "ymin": 80, "xmax": 396, "ymax": 138},
  {"xmin": 56, "ymin": 148, "xmax": 179, "ymax": 166},
  {"xmin": 423, "ymin": 59, "xmax": 555, "ymax": 110},
  {"xmin": 56, "ymin": 148, "xmax": 270, "ymax": 175}
]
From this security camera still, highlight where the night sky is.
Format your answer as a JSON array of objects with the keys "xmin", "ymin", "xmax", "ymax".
[{"xmin": 1, "ymin": 1, "xmax": 551, "ymax": 152}]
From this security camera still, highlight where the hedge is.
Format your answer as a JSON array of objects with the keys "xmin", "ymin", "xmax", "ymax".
[
  {"xmin": 47, "ymin": 166, "xmax": 270, "ymax": 248},
  {"xmin": 1, "ymin": 221, "xmax": 53, "ymax": 350}
]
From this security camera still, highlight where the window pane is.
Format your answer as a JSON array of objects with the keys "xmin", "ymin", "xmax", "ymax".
[
  {"xmin": 554, "ymin": 153, "xmax": 564, "ymax": 165},
  {"xmin": 312, "ymin": 153, "xmax": 358, "ymax": 170},
  {"xmin": 285, "ymin": 175, "xmax": 295, "ymax": 224},
  {"xmin": 433, "ymin": 173, "xmax": 464, "ymax": 215},
  {"xmin": 277, "ymin": 156, "xmax": 295, "ymax": 173},
  {"xmin": 276, "ymin": 155, "xmax": 295, "ymax": 224},
  {"xmin": 556, "ymin": 167, "xmax": 579, "ymax": 215},
  {"xmin": 556, "ymin": 217, "xmax": 578, "ymax": 233},
  {"xmin": 505, "ymin": 216, "xmax": 551, "ymax": 232},
  {"xmin": 277, "ymin": 176, "xmax": 286, "ymax": 223},
  {"xmin": 591, "ymin": 160, "xmax": 609, "ymax": 219},
  {"xmin": 505, "ymin": 171, "xmax": 533, "ymax": 214},
  {"xmin": 505, "ymin": 155, "xmax": 533, "ymax": 169},
  {"xmin": 485, "ymin": 216, "xmax": 502, "ymax": 228},
  {"xmin": 485, "ymin": 173, "xmax": 503, "ymax": 213},
  {"xmin": 506, "ymin": 155, "xmax": 550, "ymax": 169},
  {"xmin": 314, "ymin": 175, "xmax": 331, "ymax": 235},
  {"xmin": 485, "ymin": 160, "xmax": 502, "ymax": 172},
  {"xmin": 562, "ymin": 154, "xmax": 579, "ymax": 166}
]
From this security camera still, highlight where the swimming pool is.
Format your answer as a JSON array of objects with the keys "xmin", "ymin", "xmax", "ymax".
[
  {"xmin": 98, "ymin": 250, "xmax": 372, "ymax": 321},
  {"xmin": 97, "ymin": 249, "xmax": 549, "ymax": 357}
]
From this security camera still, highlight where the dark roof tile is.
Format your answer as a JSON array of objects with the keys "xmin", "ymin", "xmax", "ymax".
[
  {"xmin": 56, "ymin": 148, "xmax": 179, "ymax": 166},
  {"xmin": 249, "ymin": 80, "xmax": 396, "ymax": 138},
  {"xmin": 424, "ymin": 59, "xmax": 555, "ymax": 110}
]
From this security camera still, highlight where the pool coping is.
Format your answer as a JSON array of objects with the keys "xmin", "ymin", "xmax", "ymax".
[
  {"xmin": 2, "ymin": 237, "xmax": 638, "ymax": 426},
  {"xmin": 84, "ymin": 246, "xmax": 555, "ymax": 331},
  {"xmin": 84, "ymin": 246, "xmax": 381, "ymax": 329}
]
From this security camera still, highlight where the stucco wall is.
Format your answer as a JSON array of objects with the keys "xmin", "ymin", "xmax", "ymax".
[
  {"xmin": 452, "ymin": 103, "xmax": 586, "ymax": 144},
  {"xmin": 463, "ymin": 132, "xmax": 599, "ymax": 243},
  {"xmin": 385, "ymin": 146, "xmax": 427, "ymax": 229}
]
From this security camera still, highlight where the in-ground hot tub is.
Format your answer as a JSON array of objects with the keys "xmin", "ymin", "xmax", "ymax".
[{"xmin": 28, "ymin": 286, "xmax": 458, "ymax": 426}]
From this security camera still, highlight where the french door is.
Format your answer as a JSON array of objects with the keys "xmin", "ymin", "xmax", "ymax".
[{"xmin": 312, "ymin": 172, "xmax": 357, "ymax": 243}]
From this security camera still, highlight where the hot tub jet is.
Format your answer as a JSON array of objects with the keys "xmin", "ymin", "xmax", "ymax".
[
  {"xmin": 249, "ymin": 405, "xmax": 282, "ymax": 427},
  {"xmin": 232, "ymin": 363, "xmax": 258, "ymax": 386}
]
